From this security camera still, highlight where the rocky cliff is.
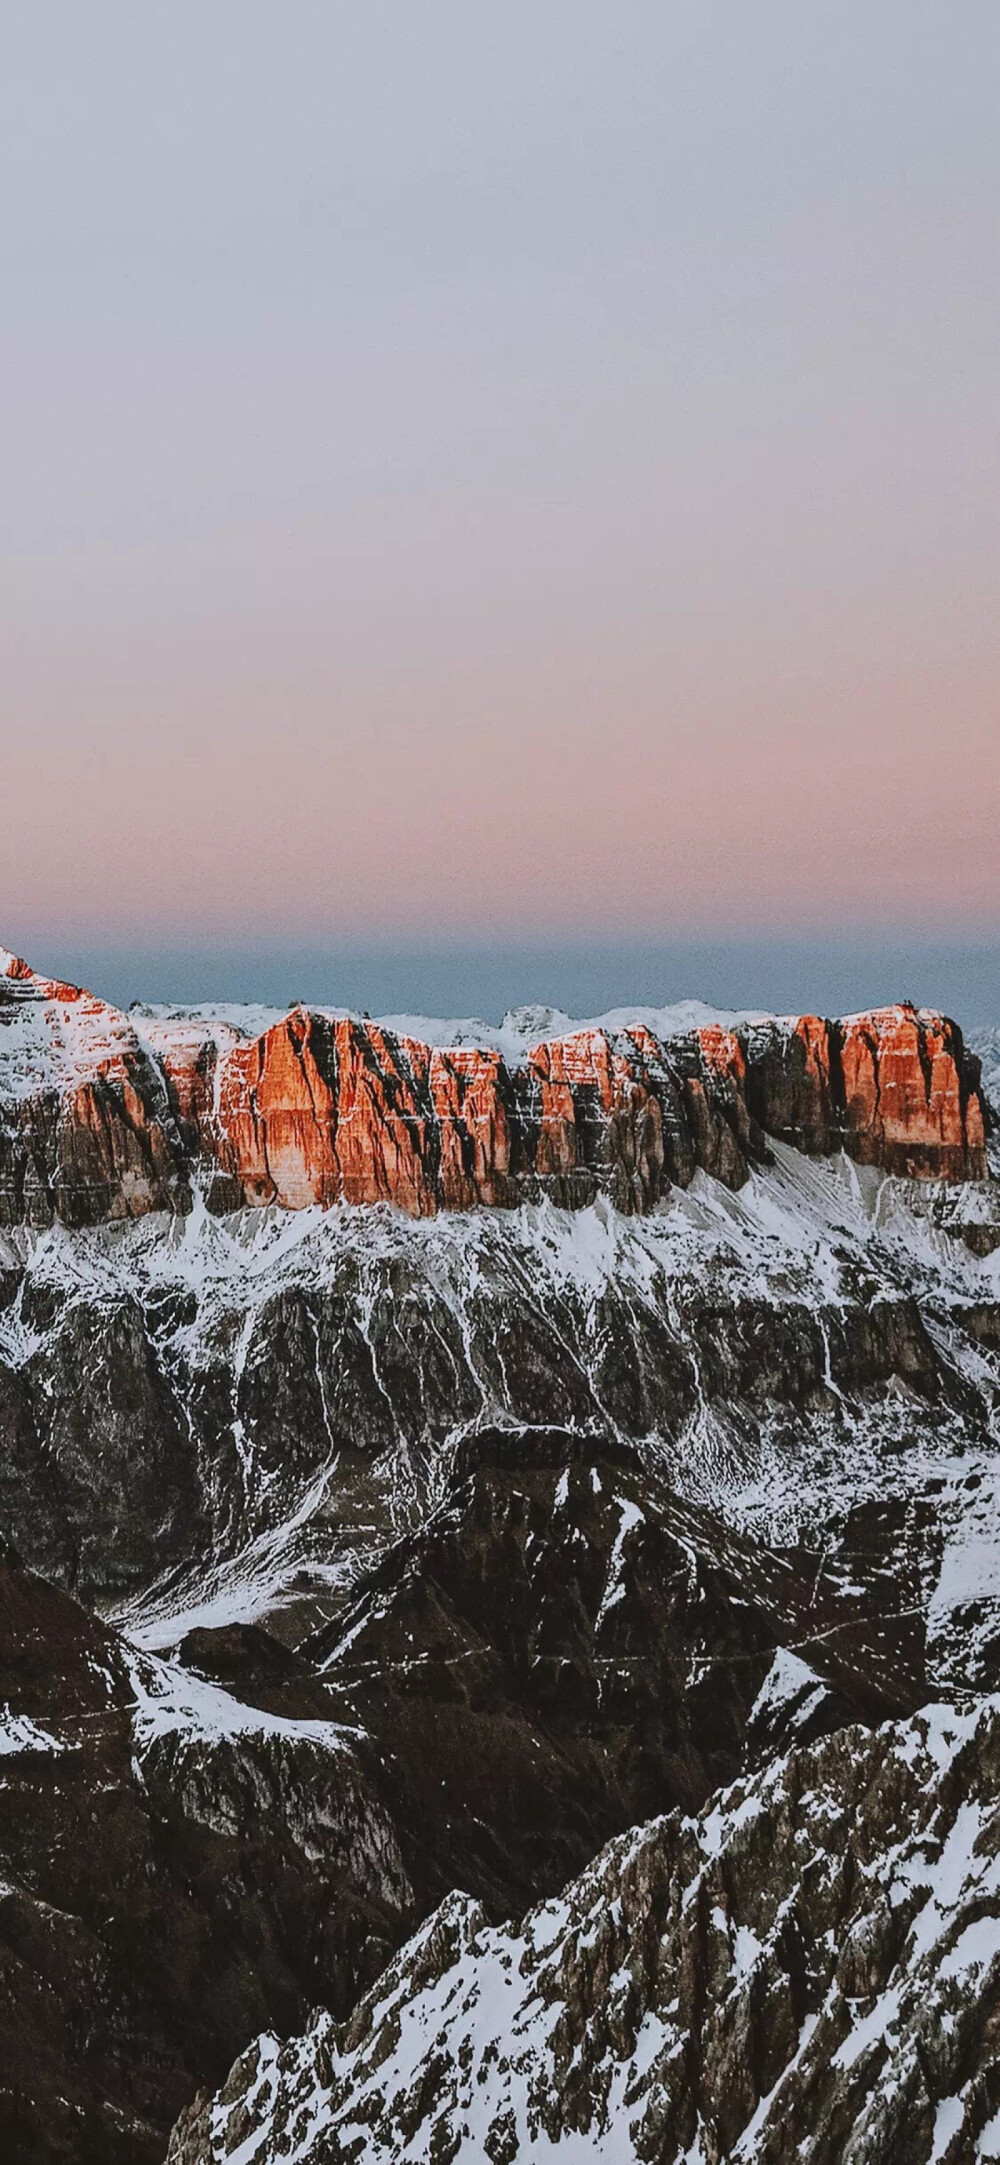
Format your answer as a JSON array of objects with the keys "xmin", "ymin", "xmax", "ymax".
[
  {"xmin": 0, "ymin": 948, "xmax": 989, "ymax": 1227},
  {"xmin": 0, "ymin": 1540, "xmax": 412, "ymax": 2164},
  {"xmin": 168, "ymin": 1695, "xmax": 1000, "ymax": 2165},
  {"xmin": 744, "ymin": 1007, "xmax": 989, "ymax": 1178},
  {"xmin": 1, "ymin": 948, "xmax": 999, "ymax": 2163}
]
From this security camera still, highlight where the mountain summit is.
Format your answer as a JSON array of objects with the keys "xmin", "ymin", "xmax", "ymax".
[{"xmin": 0, "ymin": 949, "xmax": 989, "ymax": 1227}]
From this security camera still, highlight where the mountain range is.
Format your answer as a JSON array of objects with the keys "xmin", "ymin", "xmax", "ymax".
[{"xmin": 0, "ymin": 946, "xmax": 998, "ymax": 2162}]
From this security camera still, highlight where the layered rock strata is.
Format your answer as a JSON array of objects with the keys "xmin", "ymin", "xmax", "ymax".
[{"xmin": 0, "ymin": 948, "xmax": 989, "ymax": 1227}]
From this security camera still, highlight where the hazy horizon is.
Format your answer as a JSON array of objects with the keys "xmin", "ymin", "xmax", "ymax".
[{"xmin": 8, "ymin": 931, "xmax": 999, "ymax": 1033}]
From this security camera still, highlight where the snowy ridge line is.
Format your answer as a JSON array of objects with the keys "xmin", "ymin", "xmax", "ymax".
[
  {"xmin": 0, "ymin": 945, "xmax": 768, "ymax": 1075},
  {"xmin": 167, "ymin": 1694, "xmax": 1000, "ymax": 2165},
  {"xmin": 2, "ymin": 943, "xmax": 992, "ymax": 1227},
  {"xmin": 133, "ymin": 994, "xmax": 760, "ymax": 1063},
  {"xmin": 2, "ymin": 1138, "xmax": 998, "ymax": 1668}
]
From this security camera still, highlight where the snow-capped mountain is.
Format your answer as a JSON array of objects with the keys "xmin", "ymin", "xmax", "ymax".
[
  {"xmin": 169, "ymin": 1696, "xmax": 1000, "ymax": 2165},
  {"xmin": 0, "ymin": 945, "xmax": 989, "ymax": 1227},
  {"xmin": 0, "ymin": 948, "xmax": 998, "ymax": 2161}
]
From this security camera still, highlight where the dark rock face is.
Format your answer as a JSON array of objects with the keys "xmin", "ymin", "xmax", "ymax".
[
  {"xmin": 305, "ymin": 1428, "xmax": 922, "ymax": 1917},
  {"xmin": 0, "ymin": 1543, "xmax": 411, "ymax": 2164},
  {"xmin": 167, "ymin": 1698, "xmax": 1000, "ymax": 2165}
]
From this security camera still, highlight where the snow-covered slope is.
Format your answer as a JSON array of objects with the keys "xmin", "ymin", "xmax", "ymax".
[
  {"xmin": 2, "ymin": 1134, "xmax": 999, "ymax": 1684},
  {"xmin": 2, "ymin": 952, "xmax": 999, "ymax": 2163},
  {"xmin": 168, "ymin": 1694, "xmax": 1000, "ymax": 2165}
]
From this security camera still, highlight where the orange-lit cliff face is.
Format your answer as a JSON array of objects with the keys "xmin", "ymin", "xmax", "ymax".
[
  {"xmin": 742, "ymin": 1009, "xmax": 988, "ymax": 1179},
  {"xmin": 0, "ymin": 949, "xmax": 990, "ymax": 1228},
  {"xmin": 154, "ymin": 1013, "xmax": 769, "ymax": 1216},
  {"xmin": 0, "ymin": 947, "xmax": 189, "ymax": 1225}
]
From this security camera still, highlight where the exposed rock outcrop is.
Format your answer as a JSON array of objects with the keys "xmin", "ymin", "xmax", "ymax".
[
  {"xmin": 0, "ymin": 949, "xmax": 990, "ymax": 1225},
  {"xmin": 744, "ymin": 1007, "xmax": 989, "ymax": 1177},
  {"xmin": 167, "ymin": 1694, "xmax": 1000, "ymax": 2165},
  {"xmin": 0, "ymin": 1540, "xmax": 411, "ymax": 2164}
]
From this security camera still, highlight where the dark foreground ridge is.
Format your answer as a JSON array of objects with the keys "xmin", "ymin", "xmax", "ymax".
[
  {"xmin": 0, "ymin": 1540, "xmax": 411, "ymax": 2162},
  {"xmin": 169, "ymin": 1695, "xmax": 1000, "ymax": 2165}
]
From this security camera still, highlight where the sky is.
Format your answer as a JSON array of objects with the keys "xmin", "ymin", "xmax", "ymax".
[{"xmin": 2, "ymin": 4, "xmax": 998, "ymax": 1016}]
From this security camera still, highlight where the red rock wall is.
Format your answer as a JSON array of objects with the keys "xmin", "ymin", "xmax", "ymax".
[
  {"xmin": 743, "ymin": 1006, "xmax": 987, "ymax": 1180},
  {"xmin": 0, "ymin": 952, "xmax": 989, "ymax": 1225},
  {"xmin": 0, "ymin": 952, "xmax": 189, "ymax": 1227}
]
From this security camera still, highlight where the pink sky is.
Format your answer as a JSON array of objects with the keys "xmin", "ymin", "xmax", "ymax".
[{"xmin": 2, "ymin": 5, "xmax": 998, "ymax": 952}]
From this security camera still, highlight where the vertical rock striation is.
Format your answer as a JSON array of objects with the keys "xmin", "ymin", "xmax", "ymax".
[
  {"xmin": 1, "ymin": 949, "xmax": 990, "ymax": 1226},
  {"xmin": 743, "ymin": 1006, "xmax": 988, "ymax": 1177}
]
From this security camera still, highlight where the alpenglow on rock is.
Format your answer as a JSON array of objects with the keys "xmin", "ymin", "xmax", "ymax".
[
  {"xmin": 1, "ymin": 944, "xmax": 999, "ymax": 2162},
  {"xmin": 0, "ymin": 947, "xmax": 989, "ymax": 1226}
]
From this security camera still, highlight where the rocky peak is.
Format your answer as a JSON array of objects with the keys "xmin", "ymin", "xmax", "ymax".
[
  {"xmin": 167, "ymin": 1696, "xmax": 1000, "ymax": 2164},
  {"xmin": 0, "ymin": 946, "xmax": 191, "ymax": 1226},
  {"xmin": 0, "ymin": 949, "xmax": 990, "ymax": 1227},
  {"xmin": 500, "ymin": 1001, "xmax": 574, "ymax": 1039}
]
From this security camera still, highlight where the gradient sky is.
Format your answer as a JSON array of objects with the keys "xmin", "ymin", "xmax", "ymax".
[{"xmin": 2, "ymin": 5, "xmax": 999, "ymax": 993}]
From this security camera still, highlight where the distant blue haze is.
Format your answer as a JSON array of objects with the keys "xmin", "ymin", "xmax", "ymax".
[{"xmin": 30, "ymin": 936, "xmax": 1000, "ymax": 1033}]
